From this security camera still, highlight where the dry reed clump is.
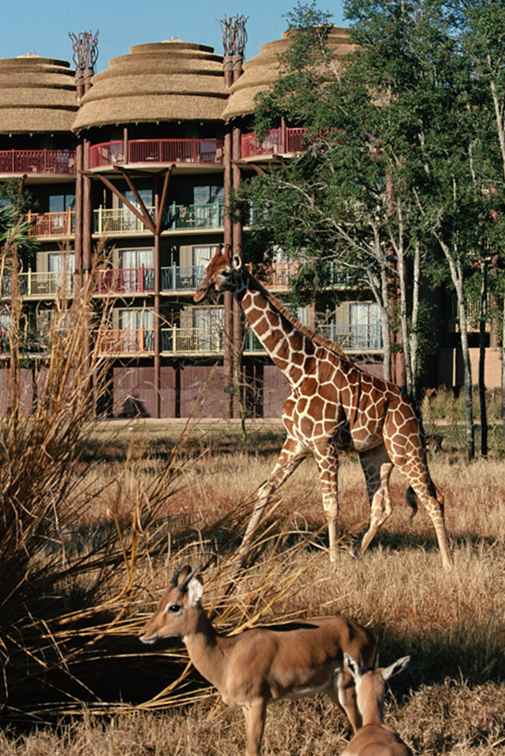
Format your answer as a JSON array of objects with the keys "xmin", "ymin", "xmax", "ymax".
[{"xmin": 0, "ymin": 249, "xmax": 192, "ymax": 722}]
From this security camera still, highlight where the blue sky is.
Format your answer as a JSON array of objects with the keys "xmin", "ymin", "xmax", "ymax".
[{"xmin": 2, "ymin": 0, "xmax": 345, "ymax": 71}]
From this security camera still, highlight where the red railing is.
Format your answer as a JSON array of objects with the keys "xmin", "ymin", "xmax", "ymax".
[
  {"xmin": 0, "ymin": 149, "xmax": 75, "ymax": 175},
  {"xmin": 28, "ymin": 210, "xmax": 75, "ymax": 237},
  {"xmin": 96, "ymin": 267, "xmax": 155, "ymax": 294},
  {"xmin": 88, "ymin": 138, "xmax": 224, "ymax": 169},
  {"xmin": 240, "ymin": 128, "xmax": 307, "ymax": 159}
]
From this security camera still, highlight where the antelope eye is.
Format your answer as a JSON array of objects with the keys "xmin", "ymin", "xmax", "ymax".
[{"xmin": 168, "ymin": 603, "xmax": 181, "ymax": 613}]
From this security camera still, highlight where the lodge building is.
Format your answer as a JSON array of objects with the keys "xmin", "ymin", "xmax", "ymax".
[{"xmin": 0, "ymin": 26, "xmax": 498, "ymax": 418}]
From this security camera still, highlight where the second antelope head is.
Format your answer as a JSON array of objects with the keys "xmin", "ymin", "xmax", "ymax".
[{"xmin": 139, "ymin": 565, "xmax": 204, "ymax": 645}]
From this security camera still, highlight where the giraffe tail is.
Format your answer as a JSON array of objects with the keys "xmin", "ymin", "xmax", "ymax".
[{"xmin": 405, "ymin": 487, "xmax": 418, "ymax": 521}]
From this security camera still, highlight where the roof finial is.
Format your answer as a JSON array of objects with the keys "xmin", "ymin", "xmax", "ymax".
[
  {"xmin": 220, "ymin": 15, "xmax": 248, "ymax": 59},
  {"xmin": 69, "ymin": 30, "xmax": 99, "ymax": 76}
]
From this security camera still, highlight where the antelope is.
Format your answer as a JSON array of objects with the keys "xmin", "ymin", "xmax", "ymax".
[
  {"xmin": 341, "ymin": 652, "xmax": 412, "ymax": 756},
  {"xmin": 140, "ymin": 565, "xmax": 377, "ymax": 756}
]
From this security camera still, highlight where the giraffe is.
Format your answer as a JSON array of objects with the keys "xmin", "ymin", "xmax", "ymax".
[{"xmin": 193, "ymin": 248, "xmax": 452, "ymax": 570}]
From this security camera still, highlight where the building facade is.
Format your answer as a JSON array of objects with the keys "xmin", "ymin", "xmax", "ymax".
[{"xmin": 2, "ymin": 27, "xmax": 479, "ymax": 419}]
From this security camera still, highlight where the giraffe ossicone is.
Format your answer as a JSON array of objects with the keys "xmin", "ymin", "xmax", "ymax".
[{"xmin": 194, "ymin": 247, "xmax": 452, "ymax": 570}]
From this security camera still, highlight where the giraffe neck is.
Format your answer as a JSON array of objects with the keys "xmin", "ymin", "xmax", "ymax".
[{"xmin": 239, "ymin": 281, "xmax": 314, "ymax": 388}]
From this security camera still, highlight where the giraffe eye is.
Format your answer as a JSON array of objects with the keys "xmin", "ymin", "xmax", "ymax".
[{"xmin": 167, "ymin": 603, "xmax": 181, "ymax": 613}]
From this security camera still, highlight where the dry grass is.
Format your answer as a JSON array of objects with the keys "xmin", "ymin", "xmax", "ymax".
[{"xmin": 0, "ymin": 439, "xmax": 504, "ymax": 754}]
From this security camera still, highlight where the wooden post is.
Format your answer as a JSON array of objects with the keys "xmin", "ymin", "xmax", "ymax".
[
  {"xmin": 74, "ymin": 142, "xmax": 83, "ymax": 282},
  {"xmin": 82, "ymin": 141, "xmax": 92, "ymax": 273},
  {"xmin": 232, "ymin": 54, "xmax": 244, "ymax": 419},
  {"xmin": 223, "ymin": 54, "xmax": 235, "ymax": 418},
  {"xmin": 154, "ymin": 191, "xmax": 161, "ymax": 419}
]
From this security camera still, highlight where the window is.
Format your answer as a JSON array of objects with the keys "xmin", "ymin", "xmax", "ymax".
[
  {"xmin": 118, "ymin": 308, "xmax": 154, "ymax": 331},
  {"xmin": 124, "ymin": 188, "xmax": 153, "ymax": 208},
  {"xmin": 47, "ymin": 252, "xmax": 75, "ymax": 274},
  {"xmin": 49, "ymin": 193, "xmax": 75, "ymax": 213},
  {"xmin": 118, "ymin": 248, "xmax": 153, "ymax": 269},
  {"xmin": 193, "ymin": 185, "xmax": 224, "ymax": 205},
  {"xmin": 192, "ymin": 246, "xmax": 215, "ymax": 268},
  {"xmin": 350, "ymin": 302, "xmax": 382, "ymax": 349}
]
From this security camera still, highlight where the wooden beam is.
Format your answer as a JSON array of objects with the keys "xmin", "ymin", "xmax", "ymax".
[
  {"xmin": 94, "ymin": 174, "xmax": 149, "ymax": 229},
  {"xmin": 156, "ymin": 164, "xmax": 175, "ymax": 236},
  {"xmin": 117, "ymin": 167, "xmax": 156, "ymax": 233}
]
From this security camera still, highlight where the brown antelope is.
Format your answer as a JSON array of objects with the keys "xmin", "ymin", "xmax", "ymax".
[
  {"xmin": 341, "ymin": 652, "xmax": 412, "ymax": 756},
  {"xmin": 140, "ymin": 565, "xmax": 377, "ymax": 756}
]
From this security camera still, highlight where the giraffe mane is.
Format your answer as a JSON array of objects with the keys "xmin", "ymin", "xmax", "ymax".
[{"xmin": 250, "ymin": 276, "xmax": 348, "ymax": 359}]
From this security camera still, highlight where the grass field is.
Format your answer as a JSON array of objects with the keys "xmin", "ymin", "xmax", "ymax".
[{"xmin": 2, "ymin": 422, "xmax": 505, "ymax": 756}]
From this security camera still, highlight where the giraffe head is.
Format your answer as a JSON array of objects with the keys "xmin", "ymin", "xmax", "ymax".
[{"xmin": 193, "ymin": 246, "xmax": 245, "ymax": 303}]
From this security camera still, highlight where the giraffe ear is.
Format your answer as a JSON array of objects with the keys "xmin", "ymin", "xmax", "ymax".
[{"xmin": 232, "ymin": 254, "xmax": 242, "ymax": 271}]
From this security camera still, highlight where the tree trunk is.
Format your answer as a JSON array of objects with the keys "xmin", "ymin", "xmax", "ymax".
[
  {"xmin": 380, "ymin": 268, "xmax": 392, "ymax": 382},
  {"xmin": 455, "ymin": 276, "xmax": 475, "ymax": 461},
  {"xmin": 397, "ymin": 241, "xmax": 413, "ymax": 397},
  {"xmin": 478, "ymin": 261, "xmax": 488, "ymax": 457},
  {"xmin": 409, "ymin": 239, "xmax": 421, "ymax": 396},
  {"xmin": 502, "ymin": 296, "xmax": 505, "ymax": 434}
]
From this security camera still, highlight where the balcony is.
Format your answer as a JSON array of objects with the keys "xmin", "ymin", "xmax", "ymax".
[
  {"xmin": 96, "ymin": 267, "xmax": 155, "ymax": 295},
  {"xmin": 241, "ymin": 128, "xmax": 307, "ymax": 159},
  {"xmin": 88, "ymin": 138, "xmax": 224, "ymax": 170},
  {"xmin": 0, "ymin": 329, "xmax": 48, "ymax": 355},
  {"xmin": 161, "ymin": 265, "xmax": 204, "ymax": 291},
  {"xmin": 317, "ymin": 323, "xmax": 383, "ymax": 351},
  {"xmin": 93, "ymin": 202, "xmax": 224, "ymax": 235},
  {"xmin": 28, "ymin": 210, "xmax": 75, "ymax": 238},
  {"xmin": 0, "ymin": 149, "xmax": 75, "ymax": 176},
  {"xmin": 161, "ymin": 327, "xmax": 224, "ymax": 354},
  {"xmin": 94, "ymin": 206, "xmax": 154, "ymax": 234},
  {"xmin": 97, "ymin": 329, "xmax": 155, "ymax": 355},
  {"xmin": 1, "ymin": 271, "xmax": 74, "ymax": 299}
]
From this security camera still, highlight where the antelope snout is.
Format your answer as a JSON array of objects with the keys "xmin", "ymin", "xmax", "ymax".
[{"xmin": 139, "ymin": 633, "xmax": 158, "ymax": 645}]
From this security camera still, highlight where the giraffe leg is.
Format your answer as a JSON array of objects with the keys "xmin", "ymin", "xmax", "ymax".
[
  {"xmin": 385, "ymin": 452, "xmax": 452, "ymax": 570},
  {"xmin": 239, "ymin": 436, "xmax": 307, "ymax": 560},
  {"xmin": 314, "ymin": 448, "xmax": 339, "ymax": 564},
  {"xmin": 359, "ymin": 445, "xmax": 394, "ymax": 555},
  {"xmin": 410, "ymin": 478, "xmax": 452, "ymax": 570}
]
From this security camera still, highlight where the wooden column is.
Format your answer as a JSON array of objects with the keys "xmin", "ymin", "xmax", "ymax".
[
  {"xmin": 232, "ymin": 54, "xmax": 244, "ymax": 419},
  {"xmin": 82, "ymin": 141, "xmax": 92, "ymax": 273},
  {"xmin": 74, "ymin": 143, "xmax": 83, "ymax": 279},
  {"xmin": 223, "ymin": 55, "xmax": 234, "ymax": 418},
  {"xmin": 154, "ymin": 200, "xmax": 161, "ymax": 419}
]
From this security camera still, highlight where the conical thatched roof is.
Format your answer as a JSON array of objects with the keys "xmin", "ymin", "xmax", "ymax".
[
  {"xmin": 0, "ymin": 55, "xmax": 77, "ymax": 133},
  {"xmin": 223, "ymin": 27, "xmax": 354, "ymax": 121},
  {"xmin": 73, "ymin": 40, "xmax": 227, "ymax": 131}
]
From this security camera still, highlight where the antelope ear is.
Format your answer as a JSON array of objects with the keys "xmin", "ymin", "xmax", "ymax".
[
  {"xmin": 187, "ymin": 577, "xmax": 204, "ymax": 607},
  {"xmin": 344, "ymin": 653, "xmax": 362, "ymax": 681},
  {"xmin": 381, "ymin": 655, "xmax": 411, "ymax": 682},
  {"xmin": 232, "ymin": 254, "xmax": 242, "ymax": 271}
]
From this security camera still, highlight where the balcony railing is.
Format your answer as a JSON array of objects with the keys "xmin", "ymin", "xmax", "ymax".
[
  {"xmin": 96, "ymin": 267, "xmax": 155, "ymax": 294},
  {"xmin": 88, "ymin": 139, "xmax": 224, "ymax": 169},
  {"xmin": 97, "ymin": 329, "xmax": 155, "ymax": 354},
  {"xmin": 94, "ymin": 206, "xmax": 155, "ymax": 234},
  {"xmin": 241, "ymin": 128, "xmax": 307, "ymax": 159},
  {"xmin": 161, "ymin": 265, "xmax": 204, "ymax": 291},
  {"xmin": 166, "ymin": 202, "xmax": 224, "ymax": 229},
  {"xmin": 1, "ymin": 271, "xmax": 74, "ymax": 298},
  {"xmin": 317, "ymin": 323, "xmax": 383, "ymax": 350},
  {"xmin": 0, "ymin": 329, "xmax": 49, "ymax": 355},
  {"xmin": 0, "ymin": 149, "xmax": 75, "ymax": 175},
  {"xmin": 161, "ymin": 327, "xmax": 224, "ymax": 354},
  {"xmin": 94, "ymin": 203, "xmax": 224, "ymax": 234},
  {"xmin": 28, "ymin": 210, "xmax": 75, "ymax": 237}
]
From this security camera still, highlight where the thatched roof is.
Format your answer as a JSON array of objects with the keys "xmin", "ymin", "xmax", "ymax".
[
  {"xmin": 223, "ymin": 27, "xmax": 354, "ymax": 121},
  {"xmin": 0, "ymin": 56, "xmax": 77, "ymax": 133},
  {"xmin": 73, "ymin": 40, "xmax": 227, "ymax": 131}
]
